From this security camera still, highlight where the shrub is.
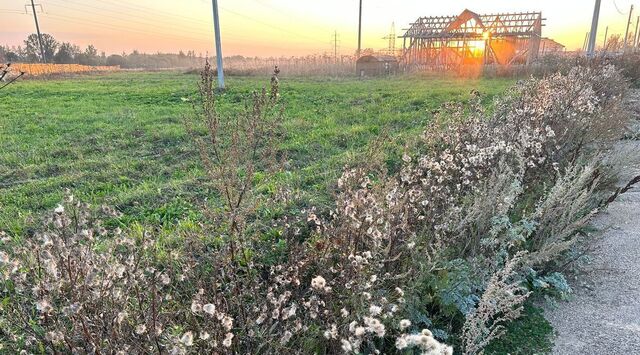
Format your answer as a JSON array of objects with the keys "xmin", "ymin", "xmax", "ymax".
[{"xmin": 0, "ymin": 63, "xmax": 633, "ymax": 354}]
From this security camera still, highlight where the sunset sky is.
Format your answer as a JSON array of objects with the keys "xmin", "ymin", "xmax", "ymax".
[{"xmin": 1, "ymin": 0, "xmax": 639, "ymax": 57}]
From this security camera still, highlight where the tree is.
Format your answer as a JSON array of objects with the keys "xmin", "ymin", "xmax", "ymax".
[
  {"xmin": 85, "ymin": 45, "xmax": 97, "ymax": 58},
  {"xmin": 106, "ymin": 54, "xmax": 126, "ymax": 67},
  {"xmin": 2, "ymin": 46, "xmax": 25, "ymax": 62},
  {"xmin": 54, "ymin": 42, "xmax": 80, "ymax": 64},
  {"xmin": 77, "ymin": 44, "xmax": 99, "ymax": 65},
  {"xmin": 24, "ymin": 33, "xmax": 58, "ymax": 63}
]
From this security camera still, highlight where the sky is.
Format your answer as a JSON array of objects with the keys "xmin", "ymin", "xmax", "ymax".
[{"xmin": 1, "ymin": 0, "xmax": 639, "ymax": 57}]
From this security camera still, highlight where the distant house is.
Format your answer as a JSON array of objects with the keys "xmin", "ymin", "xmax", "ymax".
[{"xmin": 356, "ymin": 55, "xmax": 399, "ymax": 77}]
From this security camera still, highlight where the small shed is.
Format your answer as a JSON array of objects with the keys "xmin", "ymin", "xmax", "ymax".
[{"xmin": 356, "ymin": 55, "xmax": 399, "ymax": 77}]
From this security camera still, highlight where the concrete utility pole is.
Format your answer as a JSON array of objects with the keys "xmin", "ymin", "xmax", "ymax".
[
  {"xmin": 28, "ymin": 0, "xmax": 46, "ymax": 63},
  {"xmin": 624, "ymin": 5, "xmax": 634, "ymax": 52},
  {"xmin": 211, "ymin": 0, "xmax": 225, "ymax": 89},
  {"xmin": 583, "ymin": 32, "xmax": 590, "ymax": 52},
  {"xmin": 357, "ymin": 0, "xmax": 362, "ymax": 57},
  {"xmin": 587, "ymin": 0, "xmax": 601, "ymax": 56},
  {"xmin": 634, "ymin": 16, "xmax": 640, "ymax": 49}
]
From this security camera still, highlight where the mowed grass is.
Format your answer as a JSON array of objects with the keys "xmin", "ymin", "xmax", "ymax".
[{"xmin": 0, "ymin": 71, "xmax": 513, "ymax": 234}]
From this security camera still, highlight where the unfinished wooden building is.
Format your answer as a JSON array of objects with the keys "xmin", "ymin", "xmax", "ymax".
[{"xmin": 400, "ymin": 9, "xmax": 546, "ymax": 69}]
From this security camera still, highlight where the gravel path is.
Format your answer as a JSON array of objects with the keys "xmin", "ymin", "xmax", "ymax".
[{"xmin": 545, "ymin": 92, "xmax": 640, "ymax": 354}]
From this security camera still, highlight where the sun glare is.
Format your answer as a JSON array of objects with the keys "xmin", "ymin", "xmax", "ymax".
[{"xmin": 469, "ymin": 40, "xmax": 486, "ymax": 56}]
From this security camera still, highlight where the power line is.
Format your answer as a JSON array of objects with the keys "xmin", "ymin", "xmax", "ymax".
[
  {"xmin": 89, "ymin": 0, "xmax": 329, "ymax": 46},
  {"xmin": 45, "ymin": 0, "xmax": 215, "ymax": 38},
  {"xmin": 94, "ymin": 0, "xmax": 211, "ymax": 26},
  {"xmin": 3, "ymin": 0, "xmax": 344, "ymax": 55},
  {"xmin": 218, "ymin": 6, "xmax": 328, "ymax": 45},
  {"xmin": 612, "ymin": 0, "xmax": 626, "ymax": 15},
  {"xmin": 42, "ymin": 13, "xmax": 212, "ymax": 45},
  {"xmin": 40, "ymin": 12, "xmax": 306, "ymax": 55},
  {"xmin": 41, "ymin": 0, "xmax": 260, "ymax": 43}
]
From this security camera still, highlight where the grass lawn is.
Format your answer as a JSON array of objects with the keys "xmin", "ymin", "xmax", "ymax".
[{"xmin": 0, "ymin": 71, "xmax": 512, "ymax": 235}]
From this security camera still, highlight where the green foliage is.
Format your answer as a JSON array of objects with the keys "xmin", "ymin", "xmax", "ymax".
[
  {"xmin": 436, "ymin": 260, "xmax": 482, "ymax": 317},
  {"xmin": 484, "ymin": 302, "xmax": 554, "ymax": 355},
  {"xmin": 24, "ymin": 33, "xmax": 58, "ymax": 62},
  {"xmin": 525, "ymin": 269, "xmax": 572, "ymax": 301}
]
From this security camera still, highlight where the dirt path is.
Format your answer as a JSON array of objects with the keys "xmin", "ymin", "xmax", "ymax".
[{"xmin": 545, "ymin": 92, "xmax": 640, "ymax": 354}]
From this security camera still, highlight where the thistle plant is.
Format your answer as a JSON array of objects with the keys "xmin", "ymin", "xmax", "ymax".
[{"xmin": 0, "ymin": 63, "xmax": 634, "ymax": 354}]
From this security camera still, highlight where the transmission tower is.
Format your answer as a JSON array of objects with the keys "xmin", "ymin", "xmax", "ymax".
[
  {"xmin": 25, "ymin": 0, "xmax": 46, "ymax": 63},
  {"xmin": 382, "ymin": 22, "xmax": 396, "ymax": 56}
]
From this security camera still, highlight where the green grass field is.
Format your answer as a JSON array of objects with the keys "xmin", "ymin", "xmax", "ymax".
[{"xmin": 0, "ymin": 72, "xmax": 513, "ymax": 234}]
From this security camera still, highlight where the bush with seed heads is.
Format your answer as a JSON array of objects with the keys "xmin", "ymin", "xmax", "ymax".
[{"xmin": 0, "ymin": 63, "xmax": 634, "ymax": 354}]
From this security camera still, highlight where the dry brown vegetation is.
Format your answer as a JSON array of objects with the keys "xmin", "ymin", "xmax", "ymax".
[{"xmin": 0, "ymin": 59, "xmax": 635, "ymax": 354}]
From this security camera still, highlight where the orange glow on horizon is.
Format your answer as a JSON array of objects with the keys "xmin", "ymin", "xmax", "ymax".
[{"xmin": 0, "ymin": 0, "xmax": 636, "ymax": 57}]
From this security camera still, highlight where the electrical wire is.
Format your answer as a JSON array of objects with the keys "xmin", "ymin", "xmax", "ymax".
[
  {"xmin": 83, "ymin": 0, "xmax": 330, "ymax": 45},
  {"xmin": 4, "ymin": 0, "xmax": 339, "ymax": 53},
  {"xmin": 94, "ymin": 0, "xmax": 212, "ymax": 26},
  {"xmin": 42, "ymin": 12, "xmax": 213, "ymax": 45},
  {"xmin": 218, "ymin": 6, "xmax": 329, "ymax": 45},
  {"xmin": 613, "ymin": 0, "xmax": 626, "ymax": 15},
  {"xmin": 41, "ymin": 12, "xmax": 307, "ymax": 53},
  {"xmin": 41, "ymin": 1, "xmax": 262, "ymax": 43},
  {"xmin": 44, "ymin": 0, "xmax": 215, "ymax": 37}
]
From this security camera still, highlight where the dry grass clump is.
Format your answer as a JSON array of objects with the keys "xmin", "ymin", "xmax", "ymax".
[{"xmin": 0, "ymin": 63, "xmax": 633, "ymax": 354}]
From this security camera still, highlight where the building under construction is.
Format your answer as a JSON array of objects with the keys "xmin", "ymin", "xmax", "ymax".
[{"xmin": 400, "ymin": 9, "xmax": 552, "ymax": 69}]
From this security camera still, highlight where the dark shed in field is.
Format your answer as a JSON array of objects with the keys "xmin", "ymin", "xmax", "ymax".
[{"xmin": 356, "ymin": 55, "xmax": 399, "ymax": 77}]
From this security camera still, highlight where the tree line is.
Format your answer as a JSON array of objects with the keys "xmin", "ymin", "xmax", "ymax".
[{"xmin": 0, "ymin": 33, "xmax": 206, "ymax": 69}]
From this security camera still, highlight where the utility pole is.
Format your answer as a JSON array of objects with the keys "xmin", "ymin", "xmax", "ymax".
[
  {"xmin": 334, "ymin": 31, "xmax": 338, "ymax": 64},
  {"xmin": 583, "ymin": 32, "xmax": 590, "ymax": 52},
  {"xmin": 587, "ymin": 0, "xmax": 601, "ymax": 56},
  {"xmin": 634, "ymin": 16, "xmax": 640, "ymax": 49},
  {"xmin": 27, "ymin": 0, "xmax": 46, "ymax": 63},
  {"xmin": 603, "ymin": 26, "xmax": 609, "ymax": 49},
  {"xmin": 211, "ymin": 0, "xmax": 224, "ymax": 89},
  {"xmin": 624, "ymin": 5, "xmax": 634, "ymax": 52},
  {"xmin": 357, "ymin": 0, "xmax": 362, "ymax": 57}
]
